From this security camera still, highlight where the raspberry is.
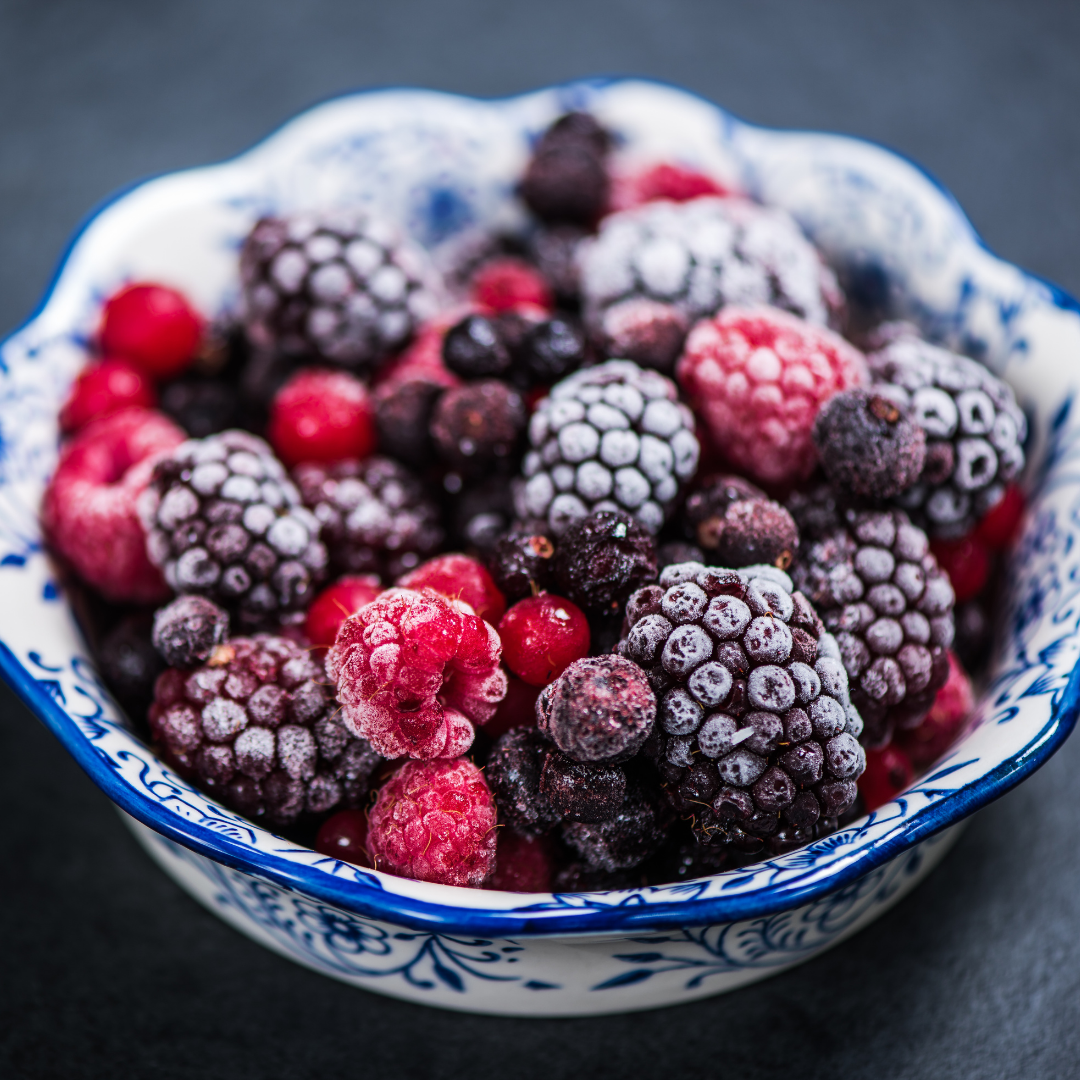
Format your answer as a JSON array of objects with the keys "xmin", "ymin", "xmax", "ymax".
[
  {"xmin": 597, "ymin": 298, "xmax": 689, "ymax": 374},
  {"xmin": 149, "ymin": 634, "xmax": 383, "ymax": 825},
  {"xmin": 677, "ymin": 306, "xmax": 867, "ymax": 487},
  {"xmin": 684, "ymin": 476, "xmax": 798, "ymax": 569},
  {"xmin": 487, "ymin": 830, "xmax": 556, "ymax": 892},
  {"xmin": 315, "ymin": 808, "xmax": 372, "ymax": 867},
  {"xmin": 152, "ymin": 595, "xmax": 230, "ymax": 668},
  {"xmin": 99, "ymin": 283, "xmax": 203, "ymax": 379},
  {"xmin": 484, "ymin": 674, "xmax": 543, "ymax": 740},
  {"xmin": 397, "ymin": 553, "xmax": 507, "ymax": 624},
  {"xmin": 140, "ymin": 430, "xmax": 327, "ymax": 627},
  {"xmin": 294, "ymin": 455, "xmax": 442, "ymax": 580},
  {"xmin": 813, "ymin": 389, "xmax": 927, "ymax": 500},
  {"xmin": 304, "ymin": 575, "xmax": 382, "ymax": 652},
  {"xmin": 896, "ymin": 650, "xmax": 974, "ymax": 770},
  {"xmin": 540, "ymin": 752, "xmax": 627, "ymax": 822},
  {"xmin": 442, "ymin": 314, "xmax": 513, "ymax": 379},
  {"xmin": 499, "ymin": 594, "xmax": 590, "ymax": 686},
  {"xmin": 366, "ymin": 758, "xmax": 498, "ymax": 887},
  {"xmin": 858, "ymin": 745, "xmax": 914, "ymax": 812},
  {"xmin": 42, "ymin": 408, "xmax": 185, "ymax": 602},
  {"xmin": 930, "ymin": 534, "xmax": 992, "ymax": 603},
  {"xmin": 486, "ymin": 727, "xmax": 560, "ymax": 835},
  {"xmin": 608, "ymin": 162, "xmax": 730, "ymax": 212},
  {"xmin": 519, "ymin": 112, "xmax": 611, "ymax": 226},
  {"xmin": 429, "ymin": 380, "xmax": 526, "ymax": 473},
  {"xmin": 60, "ymin": 359, "xmax": 158, "ymax": 433},
  {"xmin": 486, "ymin": 526, "xmax": 557, "ymax": 603},
  {"xmin": 470, "ymin": 258, "xmax": 553, "ymax": 313},
  {"xmin": 975, "ymin": 483, "xmax": 1025, "ymax": 549},
  {"xmin": 551, "ymin": 510, "xmax": 657, "ymax": 618},
  {"xmin": 518, "ymin": 360, "xmax": 699, "ymax": 536},
  {"xmin": 537, "ymin": 654, "xmax": 657, "ymax": 764},
  {"xmin": 267, "ymin": 368, "xmax": 376, "ymax": 467},
  {"xmin": 327, "ymin": 587, "xmax": 507, "ymax": 759},
  {"xmin": 561, "ymin": 786, "xmax": 669, "ymax": 872}
]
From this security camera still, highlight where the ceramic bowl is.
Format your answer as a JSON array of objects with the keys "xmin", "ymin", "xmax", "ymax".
[{"xmin": 3, "ymin": 79, "xmax": 1080, "ymax": 1018}]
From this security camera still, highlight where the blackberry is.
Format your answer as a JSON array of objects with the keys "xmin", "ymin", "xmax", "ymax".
[
  {"xmin": 430, "ymin": 380, "xmax": 526, "ymax": 474},
  {"xmin": 149, "ymin": 635, "xmax": 383, "ymax": 826},
  {"xmin": 140, "ymin": 431, "xmax": 327, "ymax": 628},
  {"xmin": 684, "ymin": 476, "xmax": 799, "ymax": 569},
  {"xmin": 442, "ymin": 314, "xmax": 513, "ymax": 379},
  {"xmin": 791, "ymin": 507, "xmax": 954, "ymax": 746},
  {"xmin": 539, "ymin": 752, "xmax": 628, "ymax": 822},
  {"xmin": 519, "ymin": 112, "xmax": 611, "ymax": 226},
  {"xmin": 293, "ymin": 455, "xmax": 443, "ymax": 580},
  {"xmin": 240, "ymin": 210, "xmax": 440, "ymax": 371},
  {"xmin": 551, "ymin": 509, "xmax": 657, "ymax": 618},
  {"xmin": 517, "ymin": 359, "xmax": 699, "ymax": 536},
  {"xmin": 372, "ymin": 377, "xmax": 442, "ymax": 471},
  {"xmin": 152, "ymin": 595, "xmax": 230, "ymax": 669},
  {"xmin": 561, "ymin": 784, "xmax": 669, "ymax": 872},
  {"xmin": 867, "ymin": 327, "xmax": 1027, "ymax": 536},
  {"xmin": 486, "ymin": 727, "xmax": 560, "ymax": 836},
  {"xmin": 486, "ymin": 524, "xmax": 557, "ymax": 602},
  {"xmin": 813, "ymin": 389, "xmax": 927, "ymax": 501},
  {"xmin": 578, "ymin": 197, "xmax": 843, "ymax": 337},
  {"xmin": 160, "ymin": 377, "xmax": 239, "ymax": 438},
  {"xmin": 618, "ymin": 561, "xmax": 865, "ymax": 854}
]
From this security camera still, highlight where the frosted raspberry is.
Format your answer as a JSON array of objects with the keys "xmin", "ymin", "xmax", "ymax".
[
  {"xmin": 677, "ymin": 306, "xmax": 867, "ymax": 487},
  {"xmin": 397, "ymin": 553, "xmax": 507, "ymax": 624},
  {"xmin": 327, "ymin": 587, "xmax": 507, "ymax": 759},
  {"xmin": 41, "ymin": 408, "xmax": 185, "ymax": 602},
  {"xmin": 366, "ymin": 758, "xmax": 498, "ymax": 886}
]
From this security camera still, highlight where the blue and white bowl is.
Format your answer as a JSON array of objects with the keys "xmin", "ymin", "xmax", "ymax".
[{"xmin": 3, "ymin": 79, "xmax": 1079, "ymax": 1017}]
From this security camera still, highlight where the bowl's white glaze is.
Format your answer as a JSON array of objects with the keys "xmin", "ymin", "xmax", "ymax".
[{"xmin": 3, "ymin": 79, "xmax": 1079, "ymax": 1015}]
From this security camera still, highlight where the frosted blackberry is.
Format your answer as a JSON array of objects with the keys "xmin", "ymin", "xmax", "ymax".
[
  {"xmin": 540, "ymin": 752, "xmax": 628, "ymax": 822},
  {"xmin": 140, "ymin": 431, "xmax": 327, "ymax": 628},
  {"xmin": 517, "ymin": 359, "xmax": 699, "ymax": 536},
  {"xmin": 149, "ymin": 635, "xmax": 383, "ymax": 826},
  {"xmin": 578, "ymin": 197, "xmax": 843, "ymax": 337},
  {"xmin": 293, "ymin": 455, "xmax": 443, "ymax": 579},
  {"xmin": 618, "ymin": 561, "xmax": 865, "ymax": 854},
  {"xmin": 561, "ymin": 785, "xmax": 670, "ymax": 872},
  {"xmin": 481, "ymin": 727, "xmax": 561, "ymax": 836},
  {"xmin": 791, "ymin": 507, "xmax": 954, "ymax": 746},
  {"xmin": 867, "ymin": 328, "xmax": 1027, "ymax": 537},
  {"xmin": 240, "ymin": 210, "xmax": 440, "ymax": 371}
]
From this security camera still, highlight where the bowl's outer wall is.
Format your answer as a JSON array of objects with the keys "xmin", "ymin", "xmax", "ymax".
[{"xmin": 2, "ymin": 79, "xmax": 1080, "ymax": 938}]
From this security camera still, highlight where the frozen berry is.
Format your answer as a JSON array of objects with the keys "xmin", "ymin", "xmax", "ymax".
[
  {"xmin": 315, "ymin": 808, "xmax": 372, "ymax": 867},
  {"xmin": 487, "ymin": 830, "xmax": 555, "ymax": 892},
  {"xmin": 537, "ymin": 654, "xmax": 656, "ymax": 763},
  {"xmin": 398, "ymin": 553, "xmax": 507, "ymax": 624},
  {"xmin": 327, "ymin": 587, "xmax": 507, "ymax": 759},
  {"xmin": 152, "ymin": 595, "xmax": 230, "ymax": 668},
  {"xmin": 598, "ymin": 298, "xmax": 689, "ymax": 374},
  {"xmin": 858, "ymin": 744, "xmax": 914, "ymax": 812},
  {"xmin": 268, "ymin": 368, "xmax": 376, "ymax": 467},
  {"xmin": 552, "ymin": 510, "xmax": 657, "ymax": 618},
  {"xmin": 561, "ymin": 787, "xmax": 668, "ymax": 871},
  {"xmin": 471, "ymin": 257, "xmax": 553, "ymax": 313},
  {"xmin": 527, "ymin": 225, "xmax": 587, "ymax": 303},
  {"xmin": 486, "ymin": 727, "xmax": 560, "ymax": 835},
  {"xmin": 485, "ymin": 675, "xmax": 543, "ymax": 740},
  {"xmin": 99, "ymin": 283, "xmax": 203, "ymax": 380},
  {"xmin": 429, "ymin": 380, "xmax": 526, "ymax": 472},
  {"xmin": 160, "ymin": 378, "xmax": 239, "ymax": 439},
  {"xmin": 372, "ymin": 377, "xmax": 443, "ymax": 470},
  {"xmin": 976, "ymin": 483, "xmax": 1025, "ymax": 549},
  {"xmin": 60, "ymin": 359, "xmax": 157, "ymax": 433},
  {"xmin": 96, "ymin": 613, "xmax": 164, "ymax": 717},
  {"xmin": 930, "ymin": 534, "xmax": 991, "ymax": 604},
  {"xmin": 897, "ymin": 650, "xmax": 973, "ymax": 769},
  {"xmin": 520, "ymin": 112, "xmax": 611, "ymax": 226},
  {"xmin": 684, "ymin": 476, "xmax": 798, "ymax": 569},
  {"xmin": 609, "ymin": 162, "xmax": 730, "ymax": 212},
  {"xmin": 499, "ymin": 594, "xmax": 590, "ymax": 686},
  {"xmin": 540, "ymin": 752, "xmax": 627, "ymax": 822},
  {"xmin": 677, "ymin": 306, "xmax": 867, "ymax": 487},
  {"xmin": 366, "ymin": 758, "xmax": 498, "ymax": 886},
  {"xmin": 442, "ymin": 314, "xmax": 513, "ymax": 379},
  {"xmin": 42, "ymin": 408, "xmax": 185, "ymax": 602},
  {"xmin": 305, "ymin": 575, "xmax": 382, "ymax": 652},
  {"xmin": 658, "ymin": 540, "xmax": 705, "ymax": 568},
  {"xmin": 513, "ymin": 316, "xmax": 588, "ymax": 386},
  {"xmin": 487, "ymin": 527, "xmax": 557, "ymax": 603},
  {"xmin": 453, "ymin": 475, "xmax": 516, "ymax": 552},
  {"xmin": 814, "ymin": 389, "xmax": 926, "ymax": 500}
]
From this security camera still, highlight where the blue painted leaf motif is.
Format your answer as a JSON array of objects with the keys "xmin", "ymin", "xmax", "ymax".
[
  {"xmin": 524, "ymin": 980, "xmax": 560, "ymax": 990},
  {"xmin": 921, "ymin": 760, "xmax": 978, "ymax": 784},
  {"xmin": 613, "ymin": 953, "xmax": 665, "ymax": 963},
  {"xmin": 592, "ymin": 969, "xmax": 654, "ymax": 990},
  {"xmin": 432, "ymin": 959, "xmax": 465, "ymax": 992}
]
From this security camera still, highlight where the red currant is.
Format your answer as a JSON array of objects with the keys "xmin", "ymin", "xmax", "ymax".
[
  {"xmin": 858, "ymin": 745, "xmax": 914, "ymax": 813},
  {"xmin": 268, "ymin": 368, "xmax": 376, "ymax": 468},
  {"xmin": 487, "ymin": 830, "xmax": 555, "ymax": 892},
  {"xmin": 930, "ymin": 533, "xmax": 991, "ymax": 603},
  {"xmin": 314, "ymin": 809, "xmax": 372, "ymax": 867},
  {"xmin": 498, "ymin": 593, "xmax": 590, "ymax": 687},
  {"xmin": 471, "ymin": 258, "xmax": 553, "ymax": 314},
  {"xmin": 306, "ymin": 575, "xmax": 382, "ymax": 652},
  {"xmin": 975, "ymin": 483, "xmax": 1025, "ymax": 549},
  {"xmin": 397, "ymin": 553, "xmax": 507, "ymax": 624},
  {"xmin": 99, "ymin": 283, "xmax": 203, "ymax": 379},
  {"xmin": 484, "ymin": 673, "xmax": 542, "ymax": 740},
  {"xmin": 59, "ymin": 359, "xmax": 157, "ymax": 433}
]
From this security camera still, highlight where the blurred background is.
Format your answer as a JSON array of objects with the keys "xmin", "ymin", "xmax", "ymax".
[{"xmin": 2, "ymin": 2, "xmax": 1078, "ymax": 1077}]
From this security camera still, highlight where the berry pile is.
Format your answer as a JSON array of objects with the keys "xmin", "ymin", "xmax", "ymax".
[{"xmin": 45, "ymin": 108, "xmax": 1014, "ymax": 892}]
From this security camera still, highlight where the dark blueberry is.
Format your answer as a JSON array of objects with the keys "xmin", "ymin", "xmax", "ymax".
[
  {"xmin": 453, "ymin": 476, "xmax": 516, "ymax": 552},
  {"xmin": 373, "ymin": 378, "xmax": 442, "ymax": 470},
  {"xmin": 429, "ymin": 380, "xmax": 526, "ymax": 473},
  {"xmin": 539, "ymin": 752, "xmax": 626, "ymax": 822},
  {"xmin": 151, "ymin": 595, "xmax": 230, "ymax": 668},
  {"xmin": 520, "ymin": 113, "xmax": 611, "ymax": 225},
  {"xmin": 514, "ymin": 317, "xmax": 587, "ymax": 385},
  {"xmin": 486, "ymin": 525, "xmax": 557, "ymax": 602},
  {"xmin": 685, "ymin": 476, "xmax": 797, "ymax": 569},
  {"xmin": 160, "ymin": 378, "xmax": 238, "ymax": 438},
  {"xmin": 561, "ymin": 789, "xmax": 668, "ymax": 871},
  {"xmin": 97, "ymin": 613, "xmax": 164, "ymax": 718},
  {"xmin": 442, "ymin": 314, "xmax": 512, "ymax": 379}
]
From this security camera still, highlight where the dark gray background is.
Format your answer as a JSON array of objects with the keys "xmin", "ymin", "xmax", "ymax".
[{"xmin": 2, "ymin": 1, "xmax": 1078, "ymax": 1077}]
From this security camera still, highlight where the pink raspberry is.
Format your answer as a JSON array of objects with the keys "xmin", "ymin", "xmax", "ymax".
[
  {"xmin": 367, "ymin": 758, "xmax": 498, "ymax": 886},
  {"xmin": 326, "ymin": 587, "xmax": 507, "ymax": 759},
  {"xmin": 41, "ymin": 407, "xmax": 185, "ymax": 601},
  {"xmin": 677, "ymin": 305, "xmax": 867, "ymax": 487}
]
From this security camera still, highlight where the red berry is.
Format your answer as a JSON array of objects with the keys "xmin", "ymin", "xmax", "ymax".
[
  {"xmin": 897, "ymin": 650, "xmax": 974, "ymax": 770},
  {"xmin": 315, "ymin": 809, "xmax": 372, "ymax": 868},
  {"xmin": 487, "ymin": 830, "xmax": 555, "ymax": 892},
  {"xmin": 975, "ymin": 483, "xmax": 1025, "ymax": 549},
  {"xmin": 59, "ymin": 359, "xmax": 157, "ymax": 433},
  {"xmin": 930, "ymin": 534, "xmax": 991, "ymax": 603},
  {"xmin": 610, "ymin": 163, "xmax": 730, "ymax": 212},
  {"xmin": 498, "ymin": 594, "xmax": 590, "ymax": 687},
  {"xmin": 858, "ymin": 745, "xmax": 914, "ymax": 813},
  {"xmin": 268, "ymin": 368, "xmax": 376, "ymax": 468},
  {"xmin": 41, "ymin": 408, "xmax": 185, "ymax": 602},
  {"xmin": 99, "ymin": 283, "xmax": 203, "ymax": 379},
  {"xmin": 471, "ymin": 258, "xmax": 553, "ymax": 314},
  {"xmin": 397, "ymin": 553, "xmax": 507, "ymax": 625},
  {"xmin": 305, "ymin": 575, "xmax": 383, "ymax": 652},
  {"xmin": 484, "ymin": 674, "xmax": 542, "ymax": 740},
  {"xmin": 366, "ymin": 758, "xmax": 498, "ymax": 886}
]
